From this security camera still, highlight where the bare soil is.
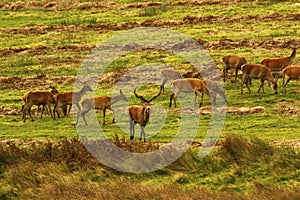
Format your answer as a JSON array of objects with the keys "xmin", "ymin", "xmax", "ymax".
[{"xmin": 0, "ymin": 74, "xmax": 75, "ymax": 90}]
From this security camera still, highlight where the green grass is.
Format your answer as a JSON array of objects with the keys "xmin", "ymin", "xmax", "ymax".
[{"xmin": 0, "ymin": 0, "xmax": 299, "ymax": 198}]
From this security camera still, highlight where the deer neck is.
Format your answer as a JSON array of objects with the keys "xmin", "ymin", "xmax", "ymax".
[
  {"xmin": 78, "ymin": 87, "xmax": 88, "ymax": 97},
  {"xmin": 111, "ymin": 95, "xmax": 122, "ymax": 105},
  {"xmin": 288, "ymin": 49, "xmax": 296, "ymax": 63}
]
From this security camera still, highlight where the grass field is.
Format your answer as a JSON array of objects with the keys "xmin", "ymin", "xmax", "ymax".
[{"xmin": 0, "ymin": 0, "xmax": 299, "ymax": 199}]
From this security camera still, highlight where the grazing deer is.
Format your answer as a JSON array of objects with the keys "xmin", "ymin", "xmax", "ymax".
[
  {"xmin": 222, "ymin": 54, "xmax": 247, "ymax": 83},
  {"xmin": 169, "ymin": 78, "xmax": 215, "ymax": 108},
  {"xmin": 203, "ymin": 79, "xmax": 227, "ymax": 103},
  {"xmin": 261, "ymin": 48, "xmax": 297, "ymax": 72},
  {"xmin": 282, "ymin": 65, "xmax": 300, "ymax": 94},
  {"xmin": 128, "ymin": 86, "xmax": 162, "ymax": 142},
  {"xmin": 240, "ymin": 64, "xmax": 278, "ymax": 94},
  {"xmin": 75, "ymin": 90, "xmax": 128, "ymax": 126},
  {"xmin": 160, "ymin": 69, "xmax": 182, "ymax": 91},
  {"xmin": 53, "ymin": 84, "xmax": 92, "ymax": 119}
]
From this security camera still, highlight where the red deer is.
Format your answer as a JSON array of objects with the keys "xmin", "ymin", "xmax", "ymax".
[
  {"xmin": 22, "ymin": 86, "xmax": 58, "ymax": 119},
  {"xmin": 53, "ymin": 84, "xmax": 92, "ymax": 119},
  {"xmin": 240, "ymin": 64, "xmax": 278, "ymax": 94},
  {"xmin": 261, "ymin": 48, "xmax": 297, "ymax": 72},
  {"xmin": 75, "ymin": 90, "xmax": 128, "ymax": 126},
  {"xmin": 282, "ymin": 65, "xmax": 300, "ymax": 94},
  {"xmin": 222, "ymin": 54, "xmax": 247, "ymax": 83},
  {"xmin": 169, "ymin": 78, "xmax": 215, "ymax": 108},
  {"xmin": 22, "ymin": 89, "xmax": 57, "ymax": 123},
  {"xmin": 128, "ymin": 86, "xmax": 162, "ymax": 142}
]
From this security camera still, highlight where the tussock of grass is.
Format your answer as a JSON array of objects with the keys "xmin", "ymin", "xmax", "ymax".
[{"xmin": 0, "ymin": 134, "xmax": 299, "ymax": 199}]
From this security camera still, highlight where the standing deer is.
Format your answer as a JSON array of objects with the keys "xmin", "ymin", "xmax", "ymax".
[
  {"xmin": 169, "ymin": 78, "xmax": 215, "ymax": 108},
  {"xmin": 22, "ymin": 89, "xmax": 57, "ymax": 123},
  {"xmin": 75, "ymin": 90, "xmax": 128, "ymax": 126},
  {"xmin": 53, "ymin": 84, "xmax": 92, "ymax": 119},
  {"xmin": 240, "ymin": 64, "xmax": 278, "ymax": 94},
  {"xmin": 261, "ymin": 48, "xmax": 297, "ymax": 72},
  {"xmin": 222, "ymin": 54, "xmax": 247, "ymax": 83},
  {"xmin": 22, "ymin": 86, "xmax": 58, "ymax": 119},
  {"xmin": 128, "ymin": 86, "xmax": 162, "ymax": 142},
  {"xmin": 282, "ymin": 65, "xmax": 300, "ymax": 94}
]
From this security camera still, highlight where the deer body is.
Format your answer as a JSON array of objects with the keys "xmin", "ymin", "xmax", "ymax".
[
  {"xmin": 240, "ymin": 64, "xmax": 278, "ymax": 94},
  {"xmin": 222, "ymin": 54, "xmax": 247, "ymax": 83},
  {"xmin": 128, "ymin": 87, "xmax": 162, "ymax": 142},
  {"xmin": 22, "ymin": 90, "xmax": 56, "ymax": 122},
  {"xmin": 53, "ymin": 84, "xmax": 92, "ymax": 119},
  {"xmin": 76, "ymin": 90, "xmax": 128, "ymax": 125},
  {"xmin": 261, "ymin": 48, "xmax": 297, "ymax": 71},
  {"xmin": 22, "ymin": 86, "xmax": 58, "ymax": 119},
  {"xmin": 169, "ymin": 78, "xmax": 213, "ymax": 108},
  {"xmin": 282, "ymin": 65, "xmax": 300, "ymax": 94}
]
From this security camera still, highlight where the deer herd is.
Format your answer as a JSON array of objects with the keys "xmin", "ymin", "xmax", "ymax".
[{"xmin": 21, "ymin": 47, "xmax": 299, "ymax": 142}]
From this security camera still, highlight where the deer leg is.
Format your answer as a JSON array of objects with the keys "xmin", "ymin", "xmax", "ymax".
[
  {"xmin": 244, "ymin": 77, "xmax": 251, "ymax": 93},
  {"xmin": 102, "ymin": 108, "xmax": 106, "ymax": 126},
  {"xmin": 258, "ymin": 79, "xmax": 264, "ymax": 93},
  {"xmin": 234, "ymin": 67, "xmax": 239, "ymax": 84},
  {"xmin": 199, "ymin": 92, "xmax": 204, "ymax": 108},
  {"xmin": 194, "ymin": 92, "xmax": 198, "ymax": 107},
  {"xmin": 110, "ymin": 108, "xmax": 115, "ymax": 124},
  {"xmin": 223, "ymin": 67, "xmax": 228, "ymax": 82},
  {"xmin": 129, "ymin": 119, "xmax": 135, "ymax": 140},
  {"xmin": 240, "ymin": 75, "xmax": 246, "ymax": 94},
  {"xmin": 283, "ymin": 77, "xmax": 291, "ymax": 94},
  {"xmin": 140, "ymin": 126, "xmax": 146, "ymax": 142},
  {"xmin": 169, "ymin": 93, "xmax": 175, "ymax": 108},
  {"xmin": 53, "ymin": 103, "xmax": 60, "ymax": 120},
  {"xmin": 47, "ymin": 104, "xmax": 53, "ymax": 119},
  {"xmin": 161, "ymin": 79, "xmax": 167, "ymax": 92},
  {"xmin": 40, "ymin": 105, "xmax": 45, "ymax": 118},
  {"xmin": 81, "ymin": 110, "xmax": 89, "ymax": 125},
  {"xmin": 28, "ymin": 107, "xmax": 34, "ymax": 122},
  {"xmin": 22, "ymin": 105, "xmax": 27, "ymax": 123}
]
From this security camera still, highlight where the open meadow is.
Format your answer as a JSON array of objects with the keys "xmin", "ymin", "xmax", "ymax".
[{"xmin": 0, "ymin": 0, "xmax": 299, "ymax": 199}]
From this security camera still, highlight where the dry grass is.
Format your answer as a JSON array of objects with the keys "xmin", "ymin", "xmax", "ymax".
[{"xmin": 0, "ymin": 134, "xmax": 299, "ymax": 199}]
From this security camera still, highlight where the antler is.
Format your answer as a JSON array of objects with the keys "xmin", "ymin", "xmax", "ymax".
[{"xmin": 134, "ymin": 86, "xmax": 163, "ymax": 103}]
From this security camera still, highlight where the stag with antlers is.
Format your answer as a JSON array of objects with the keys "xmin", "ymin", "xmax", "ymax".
[{"xmin": 128, "ymin": 86, "xmax": 162, "ymax": 142}]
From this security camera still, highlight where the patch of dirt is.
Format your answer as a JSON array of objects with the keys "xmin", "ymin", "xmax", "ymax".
[
  {"xmin": 273, "ymin": 102, "xmax": 300, "ymax": 115},
  {"xmin": 199, "ymin": 106, "xmax": 266, "ymax": 115},
  {"xmin": 0, "ymin": 75, "xmax": 75, "ymax": 90},
  {"xmin": 1, "ymin": 38, "xmax": 299, "ymax": 59},
  {"xmin": 0, "ymin": 106, "xmax": 21, "ymax": 116},
  {"xmin": 0, "ymin": 44, "xmax": 94, "ymax": 57},
  {"xmin": 270, "ymin": 140, "xmax": 300, "ymax": 149},
  {"xmin": 1, "ymin": 12, "xmax": 300, "ymax": 40},
  {"xmin": 0, "ymin": 0, "xmax": 244, "ymax": 11}
]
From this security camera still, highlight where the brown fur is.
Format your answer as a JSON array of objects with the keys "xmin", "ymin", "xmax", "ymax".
[
  {"xmin": 53, "ymin": 84, "xmax": 92, "ymax": 119},
  {"xmin": 76, "ymin": 90, "xmax": 128, "ymax": 125},
  {"xmin": 128, "ymin": 87, "xmax": 162, "ymax": 142},
  {"xmin": 261, "ymin": 48, "xmax": 297, "ymax": 71},
  {"xmin": 169, "ymin": 78, "xmax": 214, "ymax": 108},
  {"xmin": 282, "ymin": 65, "xmax": 300, "ymax": 94},
  {"xmin": 240, "ymin": 64, "xmax": 278, "ymax": 94},
  {"xmin": 22, "ymin": 91, "xmax": 56, "ymax": 122},
  {"xmin": 222, "ymin": 54, "xmax": 247, "ymax": 83}
]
